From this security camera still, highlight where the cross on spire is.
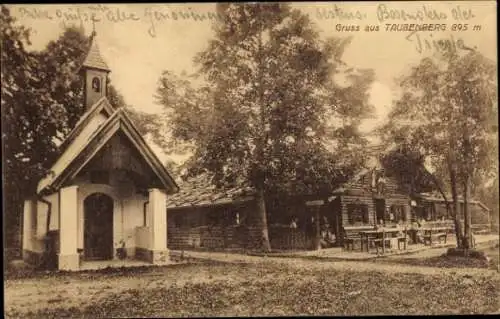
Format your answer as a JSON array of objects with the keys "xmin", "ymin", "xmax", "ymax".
[{"xmin": 91, "ymin": 17, "xmax": 97, "ymax": 37}]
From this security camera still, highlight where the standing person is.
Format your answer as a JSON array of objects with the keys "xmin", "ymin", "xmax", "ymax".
[
  {"xmin": 416, "ymin": 217, "xmax": 426, "ymax": 244},
  {"xmin": 387, "ymin": 207, "xmax": 394, "ymax": 224},
  {"xmin": 320, "ymin": 216, "xmax": 330, "ymax": 238},
  {"xmin": 305, "ymin": 216, "xmax": 314, "ymax": 239}
]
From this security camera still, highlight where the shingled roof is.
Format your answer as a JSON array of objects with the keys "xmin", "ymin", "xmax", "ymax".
[
  {"xmin": 82, "ymin": 33, "xmax": 110, "ymax": 72},
  {"xmin": 166, "ymin": 174, "xmax": 255, "ymax": 209},
  {"xmin": 417, "ymin": 192, "xmax": 491, "ymax": 211},
  {"xmin": 167, "ymin": 145, "xmax": 396, "ymax": 207}
]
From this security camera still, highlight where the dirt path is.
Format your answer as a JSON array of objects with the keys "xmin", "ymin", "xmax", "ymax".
[{"xmin": 181, "ymin": 251, "xmax": 500, "ymax": 278}]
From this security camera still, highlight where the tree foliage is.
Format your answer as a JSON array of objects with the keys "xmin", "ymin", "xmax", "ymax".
[
  {"xmin": 380, "ymin": 145, "xmax": 436, "ymax": 195},
  {"xmin": 153, "ymin": 70, "xmax": 210, "ymax": 155},
  {"xmin": 156, "ymin": 3, "xmax": 374, "ymax": 196},
  {"xmin": 2, "ymin": 6, "xmax": 69, "ymax": 198},
  {"xmin": 154, "ymin": 3, "xmax": 375, "ymax": 251},
  {"xmin": 382, "ymin": 48, "xmax": 497, "ymax": 248}
]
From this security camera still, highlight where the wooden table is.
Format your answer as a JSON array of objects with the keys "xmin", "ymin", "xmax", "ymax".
[
  {"xmin": 420, "ymin": 227, "xmax": 450, "ymax": 245},
  {"xmin": 359, "ymin": 229, "xmax": 401, "ymax": 254}
]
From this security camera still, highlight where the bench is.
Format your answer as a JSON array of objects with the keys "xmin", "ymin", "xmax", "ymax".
[
  {"xmin": 471, "ymin": 224, "xmax": 491, "ymax": 235},
  {"xmin": 371, "ymin": 237, "xmax": 392, "ymax": 254},
  {"xmin": 343, "ymin": 226, "xmax": 373, "ymax": 251},
  {"xmin": 423, "ymin": 232, "xmax": 447, "ymax": 245},
  {"xmin": 475, "ymin": 229, "xmax": 489, "ymax": 235},
  {"xmin": 343, "ymin": 232, "xmax": 362, "ymax": 251}
]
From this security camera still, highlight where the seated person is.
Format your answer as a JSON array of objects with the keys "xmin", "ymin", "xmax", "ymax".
[
  {"xmin": 415, "ymin": 225, "xmax": 426, "ymax": 244},
  {"xmin": 416, "ymin": 217, "xmax": 425, "ymax": 227},
  {"xmin": 320, "ymin": 229, "xmax": 336, "ymax": 248},
  {"xmin": 329, "ymin": 232, "xmax": 336, "ymax": 244}
]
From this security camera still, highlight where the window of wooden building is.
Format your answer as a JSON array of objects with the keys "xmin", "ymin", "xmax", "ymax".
[
  {"xmin": 207, "ymin": 208, "xmax": 240, "ymax": 227},
  {"xmin": 346, "ymin": 203, "xmax": 369, "ymax": 225},
  {"xmin": 390, "ymin": 205, "xmax": 406, "ymax": 222},
  {"xmin": 424, "ymin": 203, "xmax": 435, "ymax": 220},
  {"xmin": 435, "ymin": 203, "xmax": 449, "ymax": 220},
  {"xmin": 173, "ymin": 213, "xmax": 187, "ymax": 228}
]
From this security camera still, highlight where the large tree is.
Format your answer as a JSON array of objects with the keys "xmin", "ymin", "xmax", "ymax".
[
  {"xmin": 2, "ymin": 5, "xmax": 68, "ymax": 249},
  {"xmin": 156, "ymin": 3, "xmax": 374, "ymax": 251},
  {"xmin": 382, "ymin": 49, "xmax": 497, "ymax": 249}
]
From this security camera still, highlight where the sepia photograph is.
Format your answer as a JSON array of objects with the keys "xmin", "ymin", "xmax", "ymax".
[{"xmin": 2, "ymin": 2, "xmax": 499, "ymax": 317}]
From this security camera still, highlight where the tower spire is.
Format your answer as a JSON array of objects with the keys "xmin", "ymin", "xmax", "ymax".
[
  {"xmin": 91, "ymin": 18, "xmax": 97, "ymax": 38},
  {"xmin": 81, "ymin": 31, "xmax": 110, "ymax": 109}
]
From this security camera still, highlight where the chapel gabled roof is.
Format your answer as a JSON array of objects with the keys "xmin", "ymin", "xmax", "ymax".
[
  {"xmin": 58, "ymin": 97, "xmax": 115, "ymax": 153},
  {"xmin": 82, "ymin": 32, "xmax": 111, "ymax": 72},
  {"xmin": 38, "ymin": 106, "xmax": 179, "ymax": 195}
]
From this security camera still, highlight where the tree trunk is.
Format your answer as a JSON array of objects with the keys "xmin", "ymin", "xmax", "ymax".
[
  {"xmin": 313, "ymin": 207, "xmax": 321, "ymax": 250},
  {"xmin": 253, "ymin": 5, "xmax": 271, "ymax": 253},
  {"xmin": 256, "ymin": 188, "xmax": 271, "ymax": 252},
  {"xmin": 463, "ymin": 176, "xmax": 473, "ymax": 249},
  {"xmin": 448, "ymin": 159, "xmax": 464, "ymax": 248}
]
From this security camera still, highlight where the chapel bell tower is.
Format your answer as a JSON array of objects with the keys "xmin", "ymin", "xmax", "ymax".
[{"xmin": 80, "ymin": 31, "xmax": 111, "ymax": 110}]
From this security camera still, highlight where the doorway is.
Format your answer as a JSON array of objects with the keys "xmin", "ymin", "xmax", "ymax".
[
  {"xmin": 374, "ymin": 198, "xmax": 386, "ymax": 224},
  {"xmin": 84, "ymin": 193, "xmax": 114, "ymax": 260}
]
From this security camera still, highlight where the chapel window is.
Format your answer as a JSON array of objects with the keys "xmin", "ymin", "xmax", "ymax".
[{"xmin": 92, "ymin": 77, "xmax": 101, "ymax": 93}]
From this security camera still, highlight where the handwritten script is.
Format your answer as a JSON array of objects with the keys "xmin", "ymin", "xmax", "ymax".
[
  {"xmin": 376, "ymin": 4, "xmax": 475, "ymax": 23},
  {"xmin": 17, "ymin": 3, "xmax": 480, "ymax": 51},
  {"xmin": 17, "ymin": 5, "xmax": 223, "ymax": 38}
]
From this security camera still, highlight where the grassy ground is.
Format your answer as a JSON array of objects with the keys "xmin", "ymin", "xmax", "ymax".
[{"xmin": 5, "ymin": 258, "xmax": 499, "ymax": 318}]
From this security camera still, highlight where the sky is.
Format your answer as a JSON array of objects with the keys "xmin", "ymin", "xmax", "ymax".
[{"xmin": 8, "ymin": 2, "xmax": 497, "ymax": 163}]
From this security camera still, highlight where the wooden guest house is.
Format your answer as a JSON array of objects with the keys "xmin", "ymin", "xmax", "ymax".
[
  {"xmin": 165, "ymin": 150, "xmax": 426, "ymax": 252},
  {"xmin": 166, "ymin": 174, "xmax": 328, "ymax": 251},
  {"xmin": 166, "ymin": 150, "xmax": 494, "ymax": 252}
]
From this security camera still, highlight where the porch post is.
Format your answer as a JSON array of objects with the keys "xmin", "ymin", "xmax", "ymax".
[
  {"xmin": 403, "ymin": 204, "xmax": 411, "ymax": 224},
  {"xmin": 58, "ymin": 185, "xmax": 79, "ymax": 271},
  {"xmin": 314, "ymin": 207, "xmax": 321, "ymax": 250},
  {"xmin": 148, "ymin": 188, "xmax": 169, "ymax": 264},
  {"xmin": 306, "ymin": 200, "xmax": 324, "ymax": 251}
]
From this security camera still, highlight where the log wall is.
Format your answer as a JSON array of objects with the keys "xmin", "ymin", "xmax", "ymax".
[{"xmin": 339, "ymin": 173, "xmax": 412, "ymax": 228}]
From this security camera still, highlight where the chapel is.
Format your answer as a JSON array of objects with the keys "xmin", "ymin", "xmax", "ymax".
[{"xmin": 22, "ymin": 31, "xmax": 179, "ymax": 271}]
